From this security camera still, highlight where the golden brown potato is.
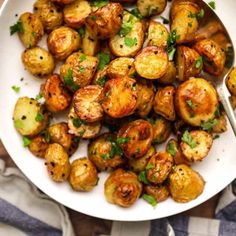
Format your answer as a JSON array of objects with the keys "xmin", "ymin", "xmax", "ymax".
[
  {"xmin": 227, "ymin": 67, "xmax": 236, "ymax": 96},
  {"xmin": 73, "ymin": 85, "xmax": 103, "ymax": 123},
  {"xmin": 135, "ymin": 79, "xmax": 155, "ymax": 118},
  {"xmin": 117, "ymin": 119, "xmax": 153, "ymax": 159},
  {"xmin": 147, "ymin": 21, "xmax": 169, "ymax": 47},
  {"xmin": 69, "ymin": 158, "xmax": 98, "ymax": 192},
  {"xmin": 68, "ymin": 108, "xmax": 101, "ymax": 139},
  {"xmin": 101, "ymin": 76, "xmax": 138, "ymax": 118},
  {"xmin": 212, "ymin": 114, "xmax": 227, "ymax": 133},
  {"xmin": 28, "ymin": 135, "xmax": 49, "ymax": 158},
  {"xmin": 63, "ymin": 0, "xmax": 91, "ymax": 29},
  {"xmin": 158, "ymin": 62, "xmax": 177, "ymax": 84},
  {"xmin": 85, "ymin": 3, "xmax": 123, "ymax": 39},
  {"xmin": 47, "ymin": 26, "xmax": 80, "ymax": 60},
  {"xmin": 180, "ymin": 130, "xmax": 213, "ymax": 162},
  {"xmin": 48, "ymin": 122, "xmax": 78, "ymax": 156},
  {"xmin": 104, "ymin": 168, "xmax": 142, "ymax": 207},
  {"xmin": 137, "ymin": 0, "xmax": 167, "ymax": 17},
  {"xmin": 109, "ymin": 11, "xmax": 144, "ymax": 57},
  {"xmin": 88, "ymin": 133, "xmax": 125, "ymax": 171},
  {"xmin": 51, "ymin": 0, "xmax": 75, "ymax": 4},
  {"xmin": 17, "ymin": 12, "xmax": 44, "ymax": 48},
  {"xmin": 134, "ymin": 46, "xmax": 168, "ymax": 80},
  {"xmin": 151, "ymin": 116, "xmax": 171, "ymax": 144},
  {"xmin": 175, "ymin": 78, "xmax": 219, "ymax": 126},
  {"xmin": 106, "ymin": 57, "xmax": 135, "ymax": 79},
  {"xmin": 33, "ymin": 0, "xmax": 63, "ymax": 32},
  {"xmin": 13, "ymin": 97, "xmax": 49, "ymax": 137},
  {"xmin": 60, "ymin": 52, "xmax": 98, "ymax": 91},
  {"xmin": 91, "ymin": 66, "xmax": 109, "ymax": 87},
  {"xmin": 154, "ymin": 86, "xmax": 176, "ymax": 121},
  {"xmin": 128, "ymin": 146, "xmax": 155, "ymax": 173},
  {"xmin": 82, "ymin": 27, "xmax": 99, "ymax": 56},
  {"xmin": 176, "ymin": 46, "xmax": 202, "ymax": 82},
  {"xmin": 194, "ymin": 39, "xmax": 226, "ymax": 76},
  {"xmin": 169, "ymin": 164, "xmax": 205, "ymax": 203},
  {"xmin": 22, "ymin": 47, "xmax": 55, "ymax": 77},
  {"xmin": 144, "ymin": 185, "xmax": 169, "ymax": 203},
  {"xmin": 45, "ymin": 143, "xmax": 71, "ymax": 182},
  {"xmin": 41, "ymin": 74, "xmax": 72, "ymax": 112}
]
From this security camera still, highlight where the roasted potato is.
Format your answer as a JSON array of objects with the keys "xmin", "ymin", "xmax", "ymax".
[
  {"xmin": 175, "ymin": 78, "xmax": 219, "ymax": 126},
  {"xmin": 73, "ymin": 85, "xmax": 103, "ymax": 123},
  {"xmin": 92, "ymin": 66, "xmax": 109, "ymax": 87},
  {"xmin": 194, "ymin": 39, "xmax": 226, "ymax": 76},
  {"xmin": 109, "ymin": 11, "xmax": 144, "ymax": 57},
  {"xmin": 82, "ymin": 27, "xmax": 99, "ymax": 56},
  {"xmin": 169, "ymin": 164, "xmax": 205, "ymax": 203},
  {"xmin": 117, "ymin": 119, "xmax": 153, "ymax": 159},
  {"xmin": 134, "ymin": 46, "xmax": 168, "ymax": 80},
  {"xmin": 85, "ymin": 3, "xmax": 123, "ymax": 39},
  {"xmin": 137, "ymin": 0, "xmax": 167, "ymax": 17},
  {"xmin": 69, "ymin": 158, "xmax": 98, "ymax": 191},
  {"xmin": 51, "ymin": 0, "xmax": 75, "ymax": 4},
  {"xmin": 128, "ymin": 146, "xmax": 155, "ymax": 173},
  {"xmin": 180, "ymin": 130, "xmax": 213, "ymax": 162},
  {"xmin": 63, "ymin": 0, "xmax": 91, "ymax": 29},
  {"xmin": 88, "ymin": 133, "xmax": 125, "ymax": 171},
  {"xmin": 153, "ymin": 86, "xmax": 176, "ymax": 121},
  {"xmin": 106, "ymin": 57, "xmax": 135, "ymax": 79},
  {"xmin": 144, "ymin": 185, "xmax": 169, "ymax": 202},
  {"xmin": 22, "ymin": 47, "xmax": 55, "ymax": 77},
  {"xmin": 111, "ymin": 0, "xmax": 136, "ymax": 3},
  {"xmin": 104, "ymin": 168, "xmax": 142, "ymax": 207},
  {"xmin": 176, "ymin": 46, "xmax": 202, "ymax": 82},
  {"xmin": 45, "ymin": 143, "xmax": 71, "ymax": 182},
  {"xmin": 47, "ymin": 26, "xmax": 80, "ymax": 60},
  {"xmin": 158, "ymin": 62, "xmax": 177, "ymax": 84},
  {"xmin": 147, "ymin": 21, "xmax": 169, "ymax": 47},
  {"xmin": 48, "ymin": 122, "xmax": 78, "ymax": 156},
  {"xmin": 41, "ymin": 74, "xmax": 72, "ymax": 112},
  {"xmin": 17, "ymin": 12, "xmax": 44, "ymax": 48},
  {"xmin": 68, "ymin": 108, "xmax": 101, "ymax": 139},
  {"xmin": 227, "ymin": 67, "xmax": 236, "ymax": 96},
  {"xmin": 13, "ymin": 97, "xmax": 49, "ymax": 137},
  {"xmin": 33, "ymin": 0, "xmax": 63, "ymax": 32},
  {"xmin": 28, "ymin": 135, "xmax": 49, "ymax": 158},
  {"xmin": 60, "ymin": 52, "xmax": 98, "ymax": 91},
  {"xmin": 212, "ymin": 114, "xmax": 227, "ymax": 133},
  {"xmin": 101, "ymin": 76, "xmax": 138, "ymax": 118}
]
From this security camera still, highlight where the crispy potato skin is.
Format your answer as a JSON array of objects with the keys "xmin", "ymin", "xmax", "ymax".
[
  {"xmin": 64, "ymin": 0, "xmax": 91, "ymax": 29},
  {"xmin": 101, "ymin": 77, "xmax": 138, "ymax": 118},
  {"xmin": 175, "ymin": 78, "xmax": 219, "ymax": 126},
  {"xmin": 33, "ymin": 0, "xmax": 63, "ymax": 32},
  {"xmin": 47, "ymin": 26, "xmax": 80, "ymax": 60},
  {"xmin": 144, "ymin": 185, "xmax": 169, "ymax": 202},
  {"xmin": 180, "ymin": 130, "xmax": 213, "ymax": 162},
  {"xmin": 176, "ymin": 46, "xmax": 202, "ymax": 82},
  {"xmin": 158, "ymin": 62, "xmax": 177, "ymax": 84},
  {"xmin": 60, "ymin": 52, "xmax": 98, "ymax": 90},
  {"xmin": 73, "ymin": 85, "xmax": 103, "ymax": 123},
  {"xmin": 169, "ymin": 164, "xmax": 205, "ymax": 203},
  {"xmin": 41, "ymin": 74, "xmax": 72, "ymax": 112},
  {"xmin": 85, "ymin": 3, "xmax": 123, "ymax": 39},
  {"xmin": 48, "ymin": 122, "xmax": 78, "ymax": 156},
  {"xmin": 88, "ymin": 133, "xmax": 125, "ymax": 171},
  {"xmin": 227, "ymin": 67, "xmax": 236, "ymax": 96},
  {"xmin": 69, "ymin": 158, "xmax": 98, "ymax": 192},
  {"xmin": 146, "ymin": 152, "xmax": 173, "ymax": 184},
  {"xmin": 28, "ymin": 135, "xmax": 49, "ymax": 158},
  {"xmin": 13, "ymin": 97, "xmax": 49, "ymax": 137},
  {"xmin": 22, "ymin": 47, "xmax": 55, "ymax": 77},
  {"xmin": 18, "ymin": 12, "xmax": 44, "ymax": 48},
  {"xmin": 194, "ymin": 39, "xmax": 226, "ymax": 76},
  {"xmin": 45, "ymin": 143, "xmax": 71, "ymax": 182},
  {"xmin": 128, "ymin": 146, "xmax": 155, "ymax": 173},
  {"xmin": 137, "ymin": 0, "xmax": 167, "ymax": 17},
  {"xmin": 118, "ymin": 119, "xmax": 153, "ymax": 159},
  {"xmin": 134, "ymin": 46, "xmax": 168, "ymax": 80},
  {"xmin": 154, "ymin": 86, "xmax": 176, "ymax": 121},
  {"xmin": 104, "ymin": 169, "xmax": 142, "ymax": 207}
]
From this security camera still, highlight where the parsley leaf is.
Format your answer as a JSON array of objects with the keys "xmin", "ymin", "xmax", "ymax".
[
  {"xmin": 72, "ymin": 118, "xmax": 84, "ymax": 128},
  {"xmin": 23, "ymin": 136, "xmax": 31, "ymax": 147},
  {"xmin": 97, "ymin": 53, "xmax": 110, "ymax": 70},
  {"xmin": 181, "ymin": 130, "xmax": 197, "ymax": 148},
  {"xmin": 124, "ymin": 37, "xmax": 137, "ymax": 47},
  {"xmin": 14, "ymin": 119, "xmax": 24, "ymax": 128},
  {"xmin": 90, "ymin": 0, "xmax": 108, "ymax": 8},
  {"xmin": 79, "ymin": 66, "xmax": 85, "ymax": 73},
  {"xmin": 166, "ymin": 30, "xmax": 180, "ymax": 61},
  {"xmin": 109, "ymin": 141, "xmax": 123, "ymax": 157},
  {"xmin": 35, "ymin": 113, "xmax": 44, "ymax": 122},
  {"xmin": 97, "ymin": 76, "xmax": 108, "ymax": 87},
  {"xmin": 168, "ymin": 143, "xmax": 176, "ymax": 156},
  {"xmin": 186, "ymin": 99, "xmax": 194, "ymax": 109},
  {"xmin": 78, "ymin": 27, "xmax": 85, "ymax": 38},
  {"xmin": 64, "ymin": 68, "xmax": 80, "ymax": 92},
  {"xmin": 35, "ymin": 94, "xmax": 42, "ymax": 101},
  {"xmin": 142, "ymin": 194, "xmax": 157, "ymax": 207},
  {"xmin": 208, "ymin": 1, "xmax": 216, "ymax": 10},
  {"xmin": 138, "ymin": 171, "xmax": 150, "ymax": 185},
  {"xmin": 100, "ymin": 153, "xmax": 110, "ymax": 160},
  {"xmin": 130, "ymin": 8, "xmax": 143, "ymax": 20},
  {"xmin": 200, "ymin": 119, "xmax": 218, "ymax": 131},
  {"xmin": 146, "ymin": 163, "xmax": 154, "ymax": 170},
  {"xmin": 10, "ymin": 21, "xmax": 24, "ymax": 35},
  {"xmin": 11, "ymin": 85, "xmax": 20, "ymax": 93},
  {"xmin": 119, "ymin": 15, "xmax": 135, "ymax": 37},
  {"xmin": 116, "ymin": 137, "xmax": 130, "ymax": 145},
  {"xmin": 195, "ymin": 56, "xmax": 203, "ymax": 69},
  {"xmin": 79, "ymin": 54, "xmax": 86, "ymax": 62}
]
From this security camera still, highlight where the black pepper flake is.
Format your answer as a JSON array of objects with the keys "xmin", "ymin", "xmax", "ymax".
[
  {"xmin": 62, "ymin": 173, "xmax": 65, "ymax": 177},
  {"xmin": 51, "ymin": 162, "xmax": 55, "ymax": 167},
  {"xmin": 21, "ymin": 115, "xmax": 27, "ymax": 120}
]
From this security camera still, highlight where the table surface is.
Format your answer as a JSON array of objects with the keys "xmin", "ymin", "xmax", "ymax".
[{"xmin": 0, "ymin": 0, "xmax": 220, "ymax": 235}]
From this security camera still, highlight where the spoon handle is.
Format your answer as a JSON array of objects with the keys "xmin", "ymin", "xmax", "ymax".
[{"xmin": 217, "ymin": 83, "xmax": 236, "ymax": 137}]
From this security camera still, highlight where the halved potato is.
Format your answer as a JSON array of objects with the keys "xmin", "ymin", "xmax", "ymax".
[
  {"xmin": 134, "ymin": 46, "xmax": 168, "ymax": 80},
  {"xmin": 144, "ymin": 185, "xmax": 169, "ymax": 203},
  {"xmin": 226, "ymin": 67, "xmax": 236, "ymax": 96},
  {"xmin": 137, "ymin": 0, "xmax": 167, "ymax": 17},
  {"xmin": 158, "ymin": 62, "xmax": 177, "ymax": 84},
  {"xmin": 82, "ymin": 27, "xmax": 99, "ymax": 56},
  {"xmin": 28, "ymin": 135, "xmax": 49, "ymax": 158}
]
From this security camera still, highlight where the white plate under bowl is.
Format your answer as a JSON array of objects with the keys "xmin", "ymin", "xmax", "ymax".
[{"xmin": 0, "ymin": 0, "xmax": 236, "ymax": 221}]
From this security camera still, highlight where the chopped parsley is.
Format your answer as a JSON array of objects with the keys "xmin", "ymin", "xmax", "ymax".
[
  {"xmin": 119, "ymin": 15, "xmax": 134, "ymax": 37},
  {"xmin": 186, "ymin": 99, "xmax": 194, "ymax": 109},
  {"xmin": 11, "ymin": 85, "xmax": 20, "ymax": 93},
  {"xmin": 105, "ymin": 91, "xmax": 110, "ymax": 97},
  {"xmin": 195, "ymin": 56, "xmax": 203, "ymax": 69},
  {"xmin": 130, "ymin": 8, "xmax": 143, "ymax": 20},
  {"xmin": 90, "ymin": 0, "xmax": 108, "ymax": 8},
  {"xmin": 200, "ymin": 119, "xmax": 218, "ymax": 131},
  {"xmin": 188, "ymin": 9, "xmax": 205, "ymax": 19},
  {"xmin": 213, "ymin": 134, "xmax": 220, "ymax": 140},
  {"xmin": 109, "ymin": 141, "xmax": 123, "ymax": 157},
  {"xmin": 160, "ymin": 16, "xmax": 169, "ymax": 24},
  {"xmin": 78, "ymin": 27, "xmax": 85, "ymax": 38},
  {"xmin": 97, "ymin": 52, "xmax": 110, "ymax": 70},
  {"xmin": 10, "ymin": 21, "xmax": 24, "ymax": 35},
  {"xmin": 101, "ymin": 153, "xmax": 110, "ymax": 160},
  {"xmin": 166, "ymin": 30, "xmax": 180, "ymax": 61},
  {"xmin": 64, "ymin": 68, "xmax": 80, "ymax": 92},
  {"xmin": 35, "ymin": 94, "xmax": 42, "ymax": 101},
  {"xmin": 208, "ymin": 1, "xmax": 216, "ymax": 10},
  {"xmin": 90, "ymin": 15, "xmax": 97, "ymax": 21},
  {"xmin": 142, "ymin": 194, "xmax": 157, "ymax": 207},
  {"xmin": 168, "ymin": 142, "xmax": 176, "ymax": 156},
  {"xmin": 97, "ymin": 76, "xmax": 108, "ymax": 87},
  {"xmin": 79, "ymin": 66, "xmax": 85, "ymax": 73},
  {"xmin": 14, "ymin": 119, "xmax": 24, "ymax": 128},
  {"xmin": 181, "ymin": 130, "xmax": 197, "ymax": 148},
  {"xmin": 188, "ymin": 22, "xmax": 192, "ymax": 27},
  {"xmin": 72, "ymin": 118, "xmax": 84, "ymax": 128},
  {"xmin": 35, "ymin": 113, "xmax": 44, "ymax": 122},
  {"xmin": 146, "ymin": 163, "xmax": 154, "ymax": 170},
  {"xmin": 138, "ymin": 171, "xmax": 150, "ymax": 185},
  {"xmin": 79, "ymin": 54, "xmax": 86, "ymax": 62},
  {"xmin": 124, "ymin": 37, "xmax": 137, "ymax": 47},
  {"xmin": 23, "ymin": 136, "xmax": 31, "ymax": 147},
  {"xmin": 116, "ymin": 137, "xmax": 130, "ymax": 145}
]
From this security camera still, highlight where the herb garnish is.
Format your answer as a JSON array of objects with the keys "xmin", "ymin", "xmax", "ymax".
[
  {"xmin": 10, "ymin": 21, "xmax": 24, "ymax": 35},
  {"xmin": 142, "ymin": 194, "xmax": 157, "ymax": 207},
  {"xmin": 168, "ymin": 142, "xmax": 176, "ymax": 156},
  {"xmin": 35, "ymin": 113, "xmax": 44, "ymax": 122},
  {"xmin": 208, "ymin": 1, "xmax": 216, "ymax": 10},
  {"xmin": 138, "ymin": 171, "xmax": 150, "ymax": 185},
  {"xmin": 11, "ymin": 85, "xmax": 20, "ymax": 93},
  {"xmin": 181, "ymin": 130, "xmax": 197, "ymax": 148},
  {"xmin": 124, "ymin": 37, "xmax": 137, "ymax": 47},
  {"xmin": 166, "ymin": 30, "xmax": 180, "ymax": 61},
  {"xmin": 200, "ymin": 119, "xmax": 218, "ymax": 131},
  {"xmin": 97, "ymin": 52, "xmax": 110, "ymax": 70},
  {"xmin": 64, "ymin": 68, "xmax": 80, "ymax": 92},
  {"xmin": 23, "ymin": 136, "xmax": 31, "ymax": 147},
  {"xmin": 195, "ymin": 56, "xmax": 203, "ymax": 69}
]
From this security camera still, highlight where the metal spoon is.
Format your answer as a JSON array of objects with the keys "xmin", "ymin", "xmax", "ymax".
[{"xmin": 195, "ymin": 0, "xmax": 236, "ymax": 135}]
